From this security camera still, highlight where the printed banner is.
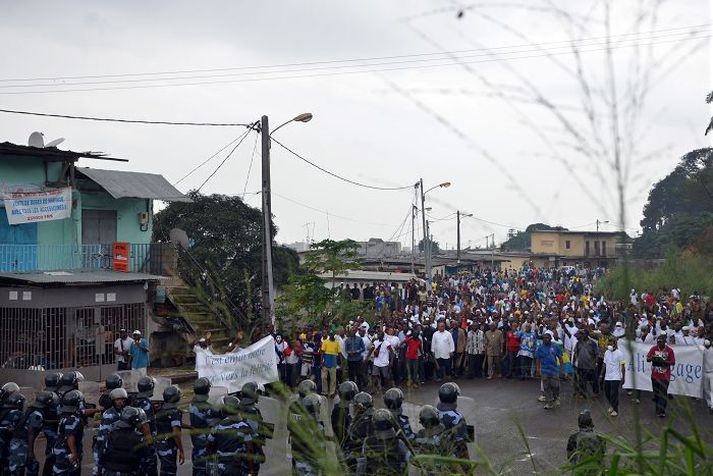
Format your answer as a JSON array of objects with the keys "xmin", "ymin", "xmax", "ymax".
[
  {"xmin": 3, "ymin": 187, "xmax": 72, "ymax": 224},
  {"xmin": 195, "ymin": 335, "xmax": 279, "ymax": 393},
  {"xmin": 620, "ymin": 340, "xmax": 704, "ymax": 398}
]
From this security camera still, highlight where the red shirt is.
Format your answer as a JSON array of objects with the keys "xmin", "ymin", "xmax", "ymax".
[
  {"xmin": 404, "ymin": 336, "xmax": 422, "ymax": 360},
  {"xmin": 506, "ymin": 331, "xmax": 521, "ymax": 353},
  {"xmin": 647, "ymin": 344, "xmax": 675, "ymax": 381}
]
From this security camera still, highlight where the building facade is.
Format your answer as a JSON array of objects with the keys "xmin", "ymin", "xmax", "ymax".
[{"xmin": 530, "ymin": 230, "xmax": 625, "ymax": 267}]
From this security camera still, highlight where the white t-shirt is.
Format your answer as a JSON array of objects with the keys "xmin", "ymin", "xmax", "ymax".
[
  {"xmin": 373, "ymin": 340, "xmax": 392, "ymax": 367},
  {"xmin": 603, "ymin": 348, "xmax": 625, "ymax": 381},
  {"xmin": 114, "ymin": 337, "xmax": 133, "ymax": 363}
]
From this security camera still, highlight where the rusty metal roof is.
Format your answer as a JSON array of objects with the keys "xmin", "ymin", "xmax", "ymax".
[
  {"xmin": 77, "ymin": 167, "xmax": 190, "ymax": 202},
  {"xmin": 0, "ymin": 270, "xmax": 166, "ymax": 285},
  {"xmin": 0, "ymin": 142, "xmax": 126, "ymax": 162}
]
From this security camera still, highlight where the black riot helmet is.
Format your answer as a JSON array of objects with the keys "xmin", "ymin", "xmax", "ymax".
[
  {"xmin": 302, "ymin": 393, "xmax": 321, "ymax": 417},
  {"xmin": 44, "ymin": 372, "xmax": 63, "ymax": 391},
  {"xmin": 6, "ymin": 392, "xmax": 26, "ymax": 410},
  {"xmin": 353, "ymin": 392, "xmax": 373, "ymax": 411},
  {"xmin": 105, "ymin": 373, "xmax": 124, "ymax": 390},
  {"xmin": 194, "ymin": 377, "xmax": 211, "ymax": 395},
  {"xmin": 118, "ymin": 406, "xmax": 142, "ymax": 429},
  {"xmin": 240, "ymin": 381, "xmax": 259, "ymax": 405},
  {"xmin": 383, "ymin": 387, "xmax": 404, "ymax": 412},
  {"xmin": 338, "ymin": 381, "xmax": 358, "ymax": 402},
  {"xmin": 60, "ymin": 390, "xmax": 83, "ymax": 414},
  {"xmin": 0, "ymin": 382, "xmax": 20, "ymax": 402},
  {"xmin": 163, "ymin": 385, "xmax": 182, "ymax": 404},
  {"xmin": 372, "ymin": 408, "xmax": 397, "ymax": 439},
  {"xmin": 578, "ymin": 409, "xmax": 594, "ymax": 429},
  {"xmin": 221, "ymin": 395, "xmax": 241, "ymax": 417},
  {"xmin": 59, "ymin": 371, "xmax": 84, "ymax": 393},
  {"xmin": 297, "ymin": 379, "xmax": 317, "ymax": 399},
  {"xmin": 33, "ymin": 391, "xmax": 55, "ymax": 409},
  {"xmin": 419, "ymin": 405, "xmax": 440, "ymax": 428},
  {"xmin": 136, "ymin": 377, "xmax": 155, "ymax": 399},
  {"xmin": 438, "ymin": 382, "xmax": 460, "ymax": 404}
]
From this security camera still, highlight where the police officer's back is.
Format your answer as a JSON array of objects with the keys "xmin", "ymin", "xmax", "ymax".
[
  {"xmin": 41, "ymin": 372, "xmax": 63, "ymax": 476},
  {"xmin": 413, "ymin": 405, "xmax": 446, "ymax": 475},
  {"xmin": 566, "ymin": 410, "xmax": 606, "ymax": 475},
  {"xmin": 331, "ymin": 380, "xmax": 357, "ymax": 448},
  {"xmin": 189, "ymin": 377, "xmax": 220, "ymax": 476},
  {"xmin": 344, "ymin": 392, "xmax": 374, "ymax": 469},
  {"xmin": 98, "ymin": 373, "xmax": 124, "ymax": 410},
  {"xmin": 289, "ymin": 393, "xmax": 326, "ymax": 476},
  {"xmin": 8, "ymin": 391, "xmax": 52, "ymax": 476},
  {"xmin": 102, "ymin": 406, "xmax": 151, "ymax": 476},
  {"xmin": 436, "ymin": 382, "xmax": 468, "ymax": 459},
  {"xmin": 207, "ymin": 395, "xmax": 255, "ymax": 474},
  {"xmin": 131, "ymin": 376, "xmax": 158, "ymax": 476},
  {"xmin": 1, "ymin": 392, "xmax": 26, "ymax": 473},
  {"xmin": 237, "ymin": 381, "xmax": 270, "ymax": 474},
  {"xmin": 360, "ymin": 408, "xmax": 412, "ymax": 476},
  {"xmin": 53, "ymin": 390, "xmax": 86, "ymax": 475},
  {"xmin": 154, "ymin": 385, "xmax": 185, "ymax": 475},
  {"xmin": 289, "ymin": 379, "xmax": 317, "ymax": 434},
  {"xmin": 383, "ymin": 387, "xmax": 415, "ymax": 441}
]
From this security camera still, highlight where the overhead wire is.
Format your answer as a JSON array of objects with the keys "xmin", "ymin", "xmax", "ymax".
[
  {"xmin": 271, "ymin": 191, "xmax": 391, "ymax": 226},
  {"xmin": 173, "ymin": 135, "xmax": 247, "ymax": 185},
  {"xmin": 0, "ymin": 108, "xmax": 252, "ymax": 126},
  {"xmin": 196, "ymin": 129, "xmax": 252, "ymax": 192},
  {"xmin": 242, "ymin": 133, "xmax": 260, "ymax": 199},
  {"xmin": 270, "ymin": 137, "xmax": 414, "ymax": 191}
]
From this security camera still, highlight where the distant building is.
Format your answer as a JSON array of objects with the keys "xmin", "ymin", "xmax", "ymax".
[
  {"xmin": 357, "ymin": 238, "xmax": 402, "ymax": 258},
  {"xmin": 285, "ymin": 241, "xmax": 311, "ymax": 253},
  {"xmin": 530, "ymin": 229, "xmax": 628, "ymax": 267}
]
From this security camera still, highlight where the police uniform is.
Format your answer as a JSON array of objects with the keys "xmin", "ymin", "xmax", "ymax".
[
  {"xmin": 8, "ymin": 407, "xmax": 44, "ymax": 475},
  {"xmin": 566, "ymin": 427, "xmax": 606, "ymax": 472},
  {"xmin": 437, "ymin": 405, "xmax": 468, "ymax": 459},
  {"xmin": 207, "ymin": 415, "xmax": 255, "ymax": 474},
  {"xmin": 102, "ymin": 417, "xmax": 152, "ymax": 476},
  {"xmin": 413, "ymin": 424, "xmax": 446, "ymax": 475},
  {"xmin": 95, "ymin": 406, "xmax": 122, "ymax": 474},
  {"xmin": 391, "ymin": 412, "xmax": 415, "ymax": 441},
  {"xmin": 330, "ymin": 401, "xmax": 352, "ymax": 448},
  {"xmin": 41, "ymin": 393, "xmax": 61, "ymax": 476},
  {"xmin": 0, "ymin": 404, "xmax": 25, "ymax": 474},
  {"xmin": 188, "ymin": 398, "xmax": 220, "ymax": 476},
  {"xmin": 52, "ymin": 414, "xmax": 84, "ymax": 475},
  {"xmin": 132, "ymin": 395, "xmax": 158, "ymax": 476},
  {"xmin": 154, "ymin": 403, "xmax": 182, "ymax": 475},
  {"xmin": 344, "ymin": 408, "xmax": 373, "ymax": 471},
  {"xmin": 360, "ymin": 409, "xmax": 411, "ymax": 476},
  {"xmin": 238, "ymin": 403, "xmax": 267, "ymax": 474}
]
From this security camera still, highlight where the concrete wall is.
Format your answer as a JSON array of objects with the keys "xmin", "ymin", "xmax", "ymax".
[
  {"xmin": 81, "ymin": 190, "xmax": 153, "ymax": 244},
  {"xmin": 531, "ymin": 231, "xmax": 619, "ymax": 258}
]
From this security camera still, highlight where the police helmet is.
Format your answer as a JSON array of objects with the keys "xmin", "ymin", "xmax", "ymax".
[
  {"xmin": 578, "ymin": 409, "xmax": 593, "ymax": 429},
  {"xmin": 136, "ymin": 408, "xmax": 148, "ymax": 425},
  {"xmin": 438, "ymin": 382, "xmax": 460, "ymax": 404},
  {"xmin": 163, "ymin": 385, "xmax": 182, "ymax": 404},
  {"xmin": 383, "ymin": 387, "xmax": 404, "ymax": 412},
  {"xmin": 353, "ymin": 392, "xmax": 373, "ymax": 411},
  {"xmin": 59, "ymin": 371, "xmax": 84, "ymax": 392},
  {"xmin": 239, "ymin": 382, "xmax": 259, "ymax": 405},
  {"xmin": 302, "ymin": 393, "xmax": 321, "ymax": 417},
  {"xmin": 419, "ymin": 405, "xmax": 440, "ymax": 428},
  {"xmin": 0, "ymin": 382, "xmax": 20, "ymax": 401},
  {"xmin": 60, "ymin": 390, "xmax": 83, "ymax": 414},
  {"xmin": 119, "ymin": 406, "xmax": 142, "ymax": 429},
  {"xmin": 194, "ymin": 377, "xmax": 211, "ymax": 395},
  {"xmin": 221, "ymin": 395, "xmax": 241, "ymax": 417},
  {"xmin": 337, "ymin": 381, "xmax": 358, "ymax": 402},
  {"xmin": 105, "ymin": 373, "xmax": 124, "ymax": 390},
  {"xmin": 136, "ymin": 377, "xmax": 156, "ymax": 399},
  {"xmin": 297, "ymin": 379, "xmax": 317, "ymax": 399},
  {"xmin": 110, "ymin": 388, "xmax": 129, "ymax": 401},
  {"xmin": 33, "ymin": 391, "xmax": 55, "ymax": 409},
  {"xmin": 44, "ymin": 372, "xmax": 63, "ymax": 391},
  {"xmin": 372, "ymin": 408, "xmax": 397, "ymax": 439},
  {"xmin": 6, "ymin": 392, "xmax": 26, "ymax": 410}
]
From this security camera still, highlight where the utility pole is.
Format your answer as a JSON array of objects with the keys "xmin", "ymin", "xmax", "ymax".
[
  {"xmin": 419, "ymin": 179, "xmax": 430, "ymax": 288},
  {"xmin": 411, "ymin": 203, "xmax": 416, "ymax": 274},
  {"xmin": 596, "ymin": 219, "xmax": 609, "ymax": 232},
  {"xmin": 490, "ymin": 233, "xmax": 496, "ymax": 269},
  {"xmin": 260, "ymin": 115, "xmax": 275, "ymax": 328},
  {"xmin": 457, "ymin": 210, "xmax": 461, "ymax": 263}
]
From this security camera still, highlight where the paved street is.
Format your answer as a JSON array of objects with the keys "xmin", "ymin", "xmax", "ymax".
[{"xmin": 30, "ymin": 376, "xmax": 712, "ymax": 475}]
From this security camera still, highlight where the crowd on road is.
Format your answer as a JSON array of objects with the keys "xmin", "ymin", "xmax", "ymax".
[{"xmin": 274, "ymin": 266, "xmax": 713, "ymax": 416}]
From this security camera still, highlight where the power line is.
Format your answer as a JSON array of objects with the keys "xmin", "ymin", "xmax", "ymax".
[
  {"xmin": 272, "ymin": 191, "xmax": 390, "ymax": 226},
  {"xmin": 196, "ymin": 129, "xmax": 253, "ymax": 192},
  {"xmin": 0, "ymin": 108, "xmax": 252, "ymax": 126},
  {"xmin": 0, "ymin": 23, "xmax": 705, "ymax": 85},
  {"xmin": 241, "ymin": 133, "xmax": 260, "ymax": 199},
  {"xmin": 0, "ymin": 32, "xmax": 707, "ymax": 95},
  {"xmin": 174, "ymin": 135, "xmax": 245, "ymax": 186},
  {"xmin": 270, "ymin": 137, "xmax": 414, "ymax": 191}
]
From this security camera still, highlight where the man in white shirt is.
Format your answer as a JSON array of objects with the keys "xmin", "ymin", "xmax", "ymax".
[
  {"xmin": 369, "ymin": 330, "xmax": 394, "ymax": 392},
  {"xmin": 114, "ymin": 328, "xmax": 133, "ymax": 371},
  {"xmin": 431, "ymin": 320, "xmax": 455, "ymax": 382},
  {"xmin": 602, "ymin": 338, "xmax": 625, "ymax": 417}
]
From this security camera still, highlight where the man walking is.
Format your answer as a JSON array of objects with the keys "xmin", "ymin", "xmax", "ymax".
[
  {"xmin": 113, "ymin": 328, "xmax": 132, "ymax": 371},
  {"xmin": 536, "ymin": 333, "xmax": 564, "ymax": 409},
  {"xmin": 320, "ymin": 331, "xmax": 341, "ymax": 398},
  {"xmin": 431, "ymin": 320, "xmax": 455, "ymax": 382},
  {"xmin": 344, "ymin": 327, "xmax": 365, "ymax": 386},
  {"xmin": 485, "ymin": 323, "xmax": 504, "ymax": 380},
  {"xmin": 601, "ymin": 337, "xmax": 625, "ymax": 417},
  {"xmin": 646, "ymin": 334, "xmax": 675, "ymax": 418},
  {"xmin": 129, "ymin": 330, "xmax": 150, "ymax": 377}
]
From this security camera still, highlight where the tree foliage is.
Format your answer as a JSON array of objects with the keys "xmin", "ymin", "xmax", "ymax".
[
  {"xmin": 501, "ymin": 223, "xmax": 561, "ymax": 250},
  {"xmin": 417, "ymin": 238, "xmax": 440, "ymax": 254},
  {"xmin": 153, "ymin": 191, "xmax": 300, "ymax": 325}
]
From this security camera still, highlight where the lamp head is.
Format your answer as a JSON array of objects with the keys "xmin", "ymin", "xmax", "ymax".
[
  {"xmin": 439, "ymin": 182, "xmax": 452, "ymax": 188},
  {"xmin": 293, "ymin": 113, "xmax": 313, "ymax": 123}
]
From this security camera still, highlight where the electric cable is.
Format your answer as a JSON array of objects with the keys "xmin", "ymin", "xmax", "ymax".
[
  {"xmin": 0, "ymin": 108, "xmax": 251, "ymax": 126},
  {"xmin": 196, "ymin": 129, "xmax": 252, "ymax": 192},
  {"xmin": 242, "ymin": 133, "xmax": 260, "ymax": 199},
  {"xmin": 174, "ymin": 135, "xmax": 246, "ymax": 185}
]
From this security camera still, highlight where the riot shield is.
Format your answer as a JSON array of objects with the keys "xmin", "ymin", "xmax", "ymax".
[
  {"xmin": 402, "ymin": 401, "xmax": 423, "ymax": 434},
  {"xmin": 115, "ymin": 370, "xmax": 142, "ymax": 392},
  {"xmin": 78, "ymin": 381, "xmax": 101, "ymax": 406},
  {"xmin": 207, "ymin": 386, "xmax": 228, "ymax": 405},
  {"xmin": 256, "ymin": 395, "xmax": 283, "ymax": 425},
  {"xmin": 151, "ymin": 377, "xmax": 172, "ymax": 402},
  {"xmin": 19, "ymin": 386, "xmax": 37, "ymax": 407}
]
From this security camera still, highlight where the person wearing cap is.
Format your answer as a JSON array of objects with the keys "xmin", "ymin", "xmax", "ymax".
[
  {"xmin": 566, "ymin": 410, "xmax": 606, "ymax": 471},
  {"xmin": 678, "ymin": 326, "xmax": 696, "ymax": 346},
  {"xmin": 703, "ymin": 339, "xmax": 713, "ymax": 413},
  {"xmin": 647, "ymin": 334, "xmax": 676, "ymax": 417},
  {"xmin": 129, "ymin": 330, "xmax": 150, "ymax": 377},
  {"xmin": 612, "ymin": 322, "xmax": 625, "ymax": 339},
  {"xmin": 114, "ymin": 328, "xmax": 132, "ymax": 371}
]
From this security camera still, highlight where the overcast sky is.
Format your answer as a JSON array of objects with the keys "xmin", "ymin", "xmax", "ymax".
[{"xmin": 0, "ymin": 1, "xmax": 709, "ymax": 248}]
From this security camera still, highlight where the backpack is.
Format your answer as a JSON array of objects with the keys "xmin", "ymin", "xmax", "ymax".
[
  {"xmin": 573, "ymin": 430, "xmax": 605, "ymax": 465},
  {"xmin": 103, "ymin": 427, "xmax": 143, "ymax": 472}
]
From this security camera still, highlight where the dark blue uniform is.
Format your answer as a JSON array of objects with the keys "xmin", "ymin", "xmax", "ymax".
[
  {"xmin": 154, "ymin": 404, "xmax": 182, "ymax": 476},
  {"xmin": 207, "ymin": 415, "xmax": 254, "ymax": 474},
  {"xmin": 188, "ymin": 400, "xmax": 220, "ymax": 476},
  {"xmin": 95, "ymin": 406, "xmax": 122, "ymax": 474},
  {"xmin": 8, "ymin": 408, "xmax": 44, "ymax": 475},
  {"xmin": 41, "ymin": 393, "xmax": 61, "ymax": 476},
  {"xmin": 102, "ymin": 419, "xmax": 152, "ymax": 476},
  {"xmin": 52, "ymin": 414, "xmax": 84, "ymax": 475},
  {"xmin": 437, "ymin": 408, "xmax": 467, "ymax": 459},
  {"xmin": 133, "ymin": 396, "xmax": 158, "ymax": 476},
  {"xmin": 0, "ymin": 407, "xmax": 24, "ymax": 474}
]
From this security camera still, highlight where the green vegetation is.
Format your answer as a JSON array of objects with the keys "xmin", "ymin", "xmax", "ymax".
[{"xmin": 501, "ymin": 223, "xmax": 563, "ymax": 251}]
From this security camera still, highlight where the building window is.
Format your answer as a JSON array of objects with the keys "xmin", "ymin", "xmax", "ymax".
[
  {"xmin": 594, "ymin": 241, "xmax": 600, "ymax": 257},
  {"xmin": 585, "ymin": 241, "xmax": 590, "ymax": 256},
  {"xmin": 602, "ymin": 241, "xmax": 607, "ymax": 257},
  {"xmin": 565, "ymin": 240, "xmax": 571, "ymax": 249}
]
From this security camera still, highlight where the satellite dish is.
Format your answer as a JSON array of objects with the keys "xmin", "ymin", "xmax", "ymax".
[
  {"xmin": 28, "ymin": 131, "xmax": 45, "ymax": 148},
  {"xmin": 44, "ymin": 137, "xmax": 65, "ymax": 148},
  {"xmin": 169, "ymin": 228, "xmax": 190, "ymax": 249}
]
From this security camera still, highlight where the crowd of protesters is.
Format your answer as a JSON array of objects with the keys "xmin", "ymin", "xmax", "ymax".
[{"xmin": 273, "ymin": 265, "xmax": 713, "ymax": 415}]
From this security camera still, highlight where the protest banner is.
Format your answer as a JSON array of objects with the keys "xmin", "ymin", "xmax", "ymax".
[
  {"xmin": 3, "ymin": 187, "xmax": 72, "ymax": 224},
  {"xmin": 620, "ymin": 340, "xmax": 704, "ymax": 398},
  {"xmin": 195, "ymin": 335, "xmax": 279, "ymax": 393}
]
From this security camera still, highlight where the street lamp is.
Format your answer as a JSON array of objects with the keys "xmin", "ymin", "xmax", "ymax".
[
  {"xmin": 260, "ymin": 112, "xmax": 313, "ymax": 328},
  {"xmin": 419, "ymin": 179, "xmax": 452, "ymax": 289},
  {"xmin": 596, "ymin": 219, "xmax": 609, "ymax": 232},
  {"xmin": 457, "ymin": 211, "xmax": 473, "ymax": 263}
]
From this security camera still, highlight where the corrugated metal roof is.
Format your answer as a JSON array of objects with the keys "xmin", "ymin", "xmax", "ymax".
[
  {"xmin": 77, "ymin": 167, "xmax": 190, "ymax": 202},
  {"xmin": 0, "ymin": 271, "xmax": 166, "ymax": 284},
  {"xmin": 0, "ymin": 142, "xmax": 127, "ymax": 162},
  {"xmin": 319, "ymin": 270, "xmax": 417, "ymax": 282}
]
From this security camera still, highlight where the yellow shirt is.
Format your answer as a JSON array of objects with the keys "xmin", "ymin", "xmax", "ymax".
[{"xmin": 320, "ymin": 339, "xmax": 341, "ymax": 356}]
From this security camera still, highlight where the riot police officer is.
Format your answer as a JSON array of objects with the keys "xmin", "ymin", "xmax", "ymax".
[
  {"xmin": 566, "ymin": 409, "xmax": 606, "ymax": 472},
  {"xmin": 0, "ymin": 382, "xmax": 20, "ymax": 404},
  {"xmin": 383, "ymin": 387, "xmax": 415, "ymax": 441},
  {"xmin": 207, "ymin": 395, "xmax": 255, "ymax": 474},
  {"xmin": 154, "ymin": 385, "xmax": 185, "ymax": 475},
  {"xmin": 360, "ymin": 408, "xmax": 412, "ymax": 476},
  {"xmin": 189, "ymin": 378, "xmax": 220, "ymax": 476},
  {"xmin": 102, "ymin": 406, "xmax": 152, "ymax": 476},
  {"xmin": 42, "ymin": 372, "xmax": 62, "ymax": 476},
  {"xmin": 53, "ymin": 390, "xmax": 86, "ymax": 475},
  {"xmin": 413, "ymin": 405, "xmax": 446, "ymax": 475},
  {"xmin": 289, "ymin": 393, "xmax": 326, "ymax": 476},
  {"xmin": 57, "ymin": 371, "xmax": 84, "ymax": 399},
  {"xmin": 98, "ymin": 374, "xmax": 124, "ymax": 410},
  {"xmin": 237, "ymin": 381, "xmax": 270, "ymax": 474},
  {"xmin": 332, "ymin": 380, "xmax": 357, "ymax": 448},
  {"xmin": 1, "ymin": 392, "xmax": 26, "ymax": 474},
  {"xmin": 344, "ymin": 391, "xmax": 374, "ymax": 472},
  {"xmin": 8, "ymin": 392, "xmax": 51, "ymax": 476},
  {"xmin": 436, "ymin": 382, "xmax": 468, "ymax": 459},
  {"xmin": 132, "ymin": 376, "xmax": 158, "ymax": 476},
  {"xmin": 95, "ymin": 388, "xmax": 129, "ymax": 475}
]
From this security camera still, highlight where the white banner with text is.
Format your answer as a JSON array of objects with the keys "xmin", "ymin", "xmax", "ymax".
[
  {"xmin": 195, "ymin": 335, "xmax": 279, "ymax": 393},
  {"xmin": 3, "ymin": 187, "xmax": 72, "ymax": 224},
  {"xmin": 620, "ymin": 340, "xmax": 704, "ymax": 398}
]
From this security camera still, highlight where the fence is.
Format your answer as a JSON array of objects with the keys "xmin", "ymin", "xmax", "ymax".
[{"xmin": 0, "ymin": 242, "xmax": 176, "ymax": 275}]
